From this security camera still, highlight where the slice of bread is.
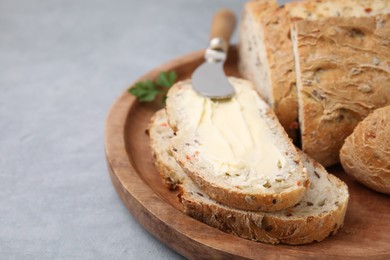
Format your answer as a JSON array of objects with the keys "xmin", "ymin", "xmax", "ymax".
[
  {"xmin": 239, "ymin": 0, "xmax": 299, "ymax": 140},
  {"xmin": 149, "ymin": 110, "xmax": 349, "ymax": 245},
  {"xmin": 165, "ymin": 77, "xmax": 308, "ymax": 212}
]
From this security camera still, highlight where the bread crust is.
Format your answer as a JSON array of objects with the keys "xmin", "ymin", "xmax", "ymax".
[
  {"xmin": 166, "ymin": 78, "xmax": 308, "ymax": 212},
  {"xmin": 149, "ymin": 110, "xmax": 349, "ymax": 245},
  {"xmin": 340, "ymin": 106, "xmax": 390, "ymax": 194},
  {"xmin": 148, "ymin": 110, "xmax": 185, "ymax": 190},
  {"xmin": 175, "ymin": 157, "xmax": 307, "ymax": 213},
  {"xmin": 292, "ymin": 14, "xmax": 390, "ymax": 166},
  {"xmin": 180, "ymin": 177, "xmax": 348, "ymax": 245}
]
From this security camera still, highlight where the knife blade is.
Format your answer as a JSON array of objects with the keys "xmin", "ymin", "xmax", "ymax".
[{"xmin": 192, "ymin": 9, "xmax": 236, "ymax": 99}]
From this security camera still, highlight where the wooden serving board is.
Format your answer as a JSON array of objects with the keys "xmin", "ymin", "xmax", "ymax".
[{"xmin": 105, "ymin": 47, "xmax": 390, "ymax": 259}]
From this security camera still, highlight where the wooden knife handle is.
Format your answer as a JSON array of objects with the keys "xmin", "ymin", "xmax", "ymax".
[{"xmin": 209, "ymin": 9, "xmax": 236, "ymax": 53}]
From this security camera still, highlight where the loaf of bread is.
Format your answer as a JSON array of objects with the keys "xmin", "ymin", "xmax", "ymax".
[
  {"xmin": 239, "ymin": 0, "xmax": 390, "ymax": 166},
  {"xmin": 165, "ymin": 77, "xmax": 308, "ymax": 212},
  {"xmin": 340, "ymin": 106, "xmax": 390, "ymax": 194},
  {"xmin": 149, "ymin": 109, "xmax": 349, "ymax": 245}
]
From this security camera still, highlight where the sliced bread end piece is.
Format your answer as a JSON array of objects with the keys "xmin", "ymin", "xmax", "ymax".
[{"xmin": 166, "ymin": 77, "xmax": 308, "ymax": 212}]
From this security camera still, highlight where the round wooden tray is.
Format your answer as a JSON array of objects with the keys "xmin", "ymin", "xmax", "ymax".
[{"xmin": 105, "ymin": 47, "xmax": 390, "ymax": 259}]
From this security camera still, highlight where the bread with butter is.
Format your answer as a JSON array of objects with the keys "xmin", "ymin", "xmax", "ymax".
[
  {"xmin": 165, "ymin": 77, "xmax": 308, "ymax": 212},
  {"xmin": 148, "ymin": 110, "xmax": 349, "ymax": 245}
]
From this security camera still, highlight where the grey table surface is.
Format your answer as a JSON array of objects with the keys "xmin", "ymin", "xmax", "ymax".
[{"xmin": 0, "ymin": 0, "xmax": 288, "ymax": 258}]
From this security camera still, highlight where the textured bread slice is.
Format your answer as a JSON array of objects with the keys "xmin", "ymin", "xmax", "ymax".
[
  {"xmin": 149, "ymin": 110, "xmax": 349, "ymax": 245},
  {"xmin": 166, "ymin": 77, "xmax": 308, "ymax": 212},
  {"xmin": 340, "ymin": 106, "xmax": 390, "ymax": 194},
  {"xmin": 239, "ymin": 0, "xmax": 299, "ymax": 140},
  {"xmin": 289, "ymin": 1, "xmax": 390, "ymax": 166}
]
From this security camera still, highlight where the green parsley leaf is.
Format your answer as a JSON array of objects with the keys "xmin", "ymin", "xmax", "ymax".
[
  {"xmin": 168, "ymin": 71, "xmax": 177, "ymax": 85},
  {"xmin": 128, "ymin": 71, "xmax": 177, "ymax": 104},
  {"xmin": 128, "ymin": 80, "xmax": 159, "ymax": 102},
  {"xmin": 156, "ymin": 71, "xmax": 177, "ymax": 88},
  {"xmin": 139, "ymin": 89, "xmax": 159, "ymax": 102}
]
